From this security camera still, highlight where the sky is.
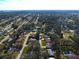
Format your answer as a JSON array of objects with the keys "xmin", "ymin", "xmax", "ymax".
[{"xmin": 0, "ymin": 0, "xmax": 79, "ymax": 10}]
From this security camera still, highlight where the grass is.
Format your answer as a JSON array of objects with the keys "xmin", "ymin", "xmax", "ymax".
[
  {"xmin": 0, "ymin": 35, "xmax": 4, "ymax": 41},
  {"xmin": 12, "ymin": 51, "xmax": 19, "ymax": 59},
  {"xmin": 23, "ymin": 44, "xmax": 32, "ymax": 54},
  {"xmin": 23, "ymin": 47, "xmax": 29, "ymax": 54},
  {"xmin": 0, "ymin": 44, "xmax": 4, "ymax": 48},
  {"xmin": 41, "ymin": 40, "xmax": 46, "ymax": 46}
]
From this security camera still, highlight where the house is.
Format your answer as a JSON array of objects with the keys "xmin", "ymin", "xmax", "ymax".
[
  {"xmin": 62, "ymin": 30, "xmax": 74, "ymax": 39},
  {"xmin": 68, "ymin": 56, "xmax": 79, "ymax": 59},
  {"xmin": 47, "ymin": 49, "xmax": 54, "ymax": 57}
]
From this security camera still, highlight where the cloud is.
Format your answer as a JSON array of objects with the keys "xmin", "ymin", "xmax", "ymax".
[
  {"xmin": 0, "ymin": 0, "xmax": 79, "ymax": 10},
  {"xmin": 0, "ymin": 0, "xmax": 7, "ymax": 3},
  {"xmin": 0, "ymin": 0, "xmax": 6, "ymax": 2}
]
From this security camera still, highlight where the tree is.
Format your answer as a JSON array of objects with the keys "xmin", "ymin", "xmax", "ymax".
[
  {"xmin": 70, "ymin": 36, "xmax": 79, "ymax": 55},
  {"xmin": 41, "ymin": 49, "xmax": 48, "ymax": 59},
  {"xmin": 48, "ymin": 33, "xmax": 61, "ymax": 59},
  {"xmin": 12, "ymin": 24, "xmax": 18, "ymax": 29}
]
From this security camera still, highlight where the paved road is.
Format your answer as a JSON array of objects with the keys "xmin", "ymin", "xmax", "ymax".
[
  {"xmin": 4, "ymin": 23, "xmax": 12, "ymax": 31},
  {"xmin": 16, "ymin": 33, "xmax": 30, "ymax": 59},
  {"xmin": 0, "ymin": 35, "xmax": 9, "ymax": 44},
  {"xmin": 34, "ymin": 14, "xmax": 39, "ymax": 24},
  {"xmin": 0, "ymin": 20, "xmax": 9, "ymax": 25},
  {"xmin": 0, "ymin": 29, "xmax": 14, "ymax": 44},
  {"xmin": 16, "ymin": 17, "xmax": 32, "ymax": 31}
]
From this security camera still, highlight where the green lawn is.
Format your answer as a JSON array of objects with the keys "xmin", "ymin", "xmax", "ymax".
[
  {"xmin": 41, "ymin": 40, "xmax": 46, "ymax": 46},
  {"xmin": 23, "ymin": 47, "xmax": 29, "ymax": 54}
]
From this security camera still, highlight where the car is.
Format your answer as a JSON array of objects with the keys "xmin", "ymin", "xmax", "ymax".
[{"xmin": 64, "ymin": 51, "xmax": 74, "ymax": 56}]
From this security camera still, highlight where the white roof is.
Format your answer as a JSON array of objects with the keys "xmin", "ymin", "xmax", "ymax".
[{"xmin": 49, "ymin": 57, "xmax": 54, "ymax": 59}]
